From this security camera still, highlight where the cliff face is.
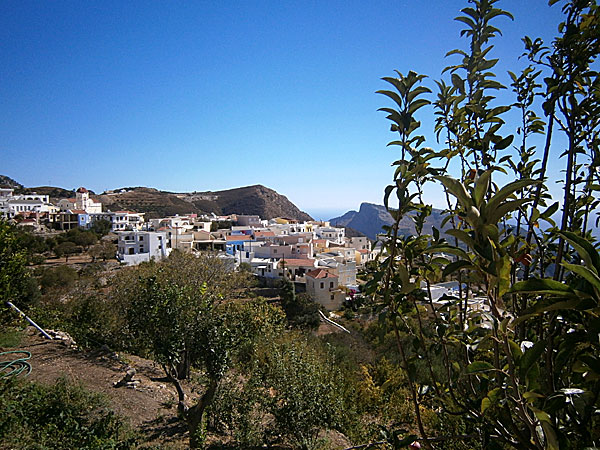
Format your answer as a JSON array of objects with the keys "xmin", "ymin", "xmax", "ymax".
[
  {"xmin": 330, "ymin": 203, "xmax": 447, "ymax": 240},
  {"xmin": 330, "ymin": 203, "xmax": 394, "ymax": 240}
]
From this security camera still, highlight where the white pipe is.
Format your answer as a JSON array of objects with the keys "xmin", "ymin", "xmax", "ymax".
[
  {"xmin": 6, "ymin": 301, "xmax": 53, "ymax": 340},
  {"xmin": 318, "ymin": 310, "xmax": 350, "ymax": 334}
]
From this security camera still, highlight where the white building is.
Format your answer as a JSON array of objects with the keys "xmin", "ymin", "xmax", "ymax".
[
  {"xmin": 0, "ymin": 188, "xmax": 57, "ymax": 218},
  {"xmin": 110, "ymin": 211, "xmax": 145, "ymax": 232},
  {"xmin": 348, "ymin": 236, "xmax": 371, "ymax": 252},
  {"xmin": 315, "ymin": 226, "xmax": 345, "ymax": 245},
  {"xmin": 58, "ymin": 187, "xmax": 102, "ymax": 213},
  {"xmin": 116, "ymin": 231, "xmax": 171, "ymax": 265}
]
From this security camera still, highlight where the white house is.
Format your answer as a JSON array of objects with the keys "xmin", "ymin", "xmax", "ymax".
[
  {"xmin": 0, "ymin": 188, "xmax": 56, "ymax": 218},
  {"xmin": 110, "ymin": 211, "xmax": 145, "ymax": 232},
  {"xmin": 116, "ymin": 231, "xmax": 171, "ymax": 265},
  {"xmin": 315, "ymin": 226, "xmax": 345, "ymax": 245}
]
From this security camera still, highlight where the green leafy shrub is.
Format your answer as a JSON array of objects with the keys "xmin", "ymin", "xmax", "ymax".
[{"xmin": 0, "ymin": 378, "xmax": 136, "ymax": 449}]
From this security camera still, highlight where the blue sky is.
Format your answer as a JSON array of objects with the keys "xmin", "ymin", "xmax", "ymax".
[{"xmin": 1, "ymin": 1, "xmax": 565, "ymax": 219}]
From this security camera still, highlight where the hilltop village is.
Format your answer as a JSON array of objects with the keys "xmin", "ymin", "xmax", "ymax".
[{"xmin": 1, "ymin": 185, "xmax": 374, "ymax": 310}]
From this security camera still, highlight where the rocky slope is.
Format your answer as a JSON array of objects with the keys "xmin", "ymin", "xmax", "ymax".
[
  {"xmin": 0, "ymin": 175, "xmax": 23, "ymax": 189},
  {"xmin": 330, "ymin": 202, "xmax": 447, "ymax": 240},
  {"xmin": 97, "ymin": 185, "xmax": 313, "ymax": 220},
  {"xmin": 205, "ymin": 185, "xmax": 312, "ymax": 221}
]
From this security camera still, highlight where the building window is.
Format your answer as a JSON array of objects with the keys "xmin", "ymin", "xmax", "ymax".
[
  {"xmin": 128, "ymin": 248, "xmax": 134, "ymax": 255},
  {"xmin": 330, "ymin": 281, "xmax": 334, "ymax": 288},
  {"xmin": 320, "ymin": 282, "xmax": 324, "ymax": 289},
  {"xmin": 331, "ymin": 294, "xmax": 334, "ymax": 300}
]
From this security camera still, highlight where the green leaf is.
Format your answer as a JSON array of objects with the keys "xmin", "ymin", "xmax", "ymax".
[
  {"xmin": 509, "ymin": 278, "xmax": 579, "ymax": 298},
  {"xmin": 443, "ymin": 260, "xmax": 473, "ymax": 277},
  {"xmin": 485, "ymin": 198, "xmax": 532, "ymax": 225},
  {"xmin": 467, "ymin": 361, "xmax": 495, "ymax": 373},
  {"xmin": 473, "ymin": 170, "xmax": 492, "ymax": 207},
  {"xmin": 446, "ymin": 229, "xmax": 477, "ymax": 249},
  {"xmin": 541, "ymin": 421, "xmax": 559, "ymax": 450},
  {"xmin": 435, "ymin": 175, "xmax": 474, "ymax": 209},
  {"xmin": 558, "ymin": 231, "xmax": 600, "ymax": 273},
  {"xmin": 562, "ymin": 263, "xmax": 600, "ymax": 293},
  {"xmin": 484, "ymin": 178, "xmax": 537, "ymax": 217},
  {"xmin": 541, "ymin": 201, "xmax": 559, "ymax": 219},
  {"xmin": 519, "ymin": 340, "xmax": 546, "ymax": 380},
  {"xmin": 481, "ymin": 397, "xmax": 492, "ymax": 414},
  {"xmin": 408, "ymin": 98, "xmax": 431, "ymax": 114},
  {"xmin": 494, "ymin": 135, "xmax": 514, "ymax": 150},
  {"xmin": 376, "ymin": 89, "xmax": 404, "ymax": 108}
]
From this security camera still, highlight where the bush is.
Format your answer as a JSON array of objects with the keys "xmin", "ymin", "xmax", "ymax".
[
  {"xmin": 0, "ymin": 378, "xmax": 136, "ymax": 449},
  {"xmin": 39, "ymin": 265, "xmax": 78, "ymax": 293},
  {"xmin": 279, "ymin": 280, "xmax": 320, "ymax": 329}
]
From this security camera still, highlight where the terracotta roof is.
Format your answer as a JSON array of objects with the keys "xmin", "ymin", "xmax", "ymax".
[
  {"xmin": 306, "ymin": 268, "xmax": 337, "ymax": 279},
  {"xmin": 76, "ymin": 187, "xmax": 88, "ymax": 193},
  {"xmin": 358, "ymin": 249, "xmax": 369, "ymax": 254},
  {"xmin": 280, "ymin": 258, "xmax": 316, "ymax": 267},
  {"xmin": 70, "ymin": 209, "xmax": 86, "ymax": 214},
  {"xmin": 226, "ymin": 235, "xmax": 251, "ymax": 241},
  {"xmin": 254, "ymin": 231, "xmax": 275, "ymax": 238}
]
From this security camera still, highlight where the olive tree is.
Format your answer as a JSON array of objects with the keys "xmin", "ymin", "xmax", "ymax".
[{"xmin": 111, "ymin": 252, "xmax": 272, "ymax": 448}]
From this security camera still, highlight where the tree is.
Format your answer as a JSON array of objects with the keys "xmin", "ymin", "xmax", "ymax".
[
  {"xmin": 254, "ymin": 334, "xmax": 347, "ymax": 450},
  {"xmin": 67, "ymin": 229, "xmax": 98, "ymax": 250},
  {"xmin": 111, "ymin": 252, "xmax": 254, "ymax": 448},
  {"xmin": 90, "ymin": 219, "xmax": 112, "ymax": 236},
  {"xmin": 89, "ymin": 240, "xmax": 116, "ymax": 262},
  {"xmin": 54, "ymin": 241, "xmax": 80, "ymax": 262},
  {"xmin": 0, "ymin": 220, "xmax": 34, "ymax": 319},
  {"xmin": 39, "ymin": 266, "xmax": 78, "ymax": 293},
  {"xmin": 364, "ymin": 0, "xmax": 600, "ymax": 448}
]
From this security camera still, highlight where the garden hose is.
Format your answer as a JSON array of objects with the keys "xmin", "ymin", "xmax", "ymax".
[{"xmin": 0, "ymin": 350, "xmax": 32, "ymax": 378}]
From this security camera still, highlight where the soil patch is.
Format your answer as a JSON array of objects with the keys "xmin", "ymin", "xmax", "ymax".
[{"xmin": 15, "ymin": 327, "xmax": 188, "ymax": 448}]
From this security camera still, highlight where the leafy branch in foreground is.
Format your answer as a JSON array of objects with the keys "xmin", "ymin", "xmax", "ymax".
[{"xmin": 365, "ymin": 0, "xmax": 600, "ymax": 449}]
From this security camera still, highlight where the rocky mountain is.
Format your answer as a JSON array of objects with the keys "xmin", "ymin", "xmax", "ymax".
[
  {"xmin": 330, "ymin": 202, "xmax": 447, "ymax": 240},
  {"xmin": 206, "ymin": 185, "xmax": 312, "ymax": 221},
  {"xmin": 0, "ymin": 175, "xmax": 23, "ymax": 189},
  {"xmin": 98, "ymin": 184, "xmax": 312, "ymax": 220}
]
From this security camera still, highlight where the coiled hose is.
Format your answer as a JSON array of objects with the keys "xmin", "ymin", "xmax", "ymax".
[{"xmin": 0, "ymin": 350, "xmax": 32, "ymax": 378}]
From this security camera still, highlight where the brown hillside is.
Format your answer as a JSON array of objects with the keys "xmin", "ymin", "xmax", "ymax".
[
  {"xmin": 98, "ymin": 188, "xmax": 197, "ymax": 219},
  {"xmin": 98, "ymin": 185, "xmax": 312, "ymax": 220}
]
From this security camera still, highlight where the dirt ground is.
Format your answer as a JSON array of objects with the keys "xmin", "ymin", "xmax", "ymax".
[{"xmin": 14, "ymin": 327, "xmax": 188, "ymax": 448}]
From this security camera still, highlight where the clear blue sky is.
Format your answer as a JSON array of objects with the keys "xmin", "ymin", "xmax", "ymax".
[{"xmin": 1, "ymin": 1, "xmax": 565, "ymax": 219}]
